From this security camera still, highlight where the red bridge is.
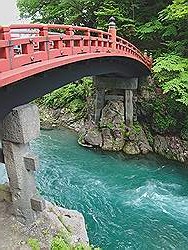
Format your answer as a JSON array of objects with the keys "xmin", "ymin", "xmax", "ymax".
[
  {"xmin": 0, "ymin": 20, "xmax": 153, "ymax": 223},
  {"xmin": 0, "ymin": 18, "xmax": 152, "ymax": 120}
]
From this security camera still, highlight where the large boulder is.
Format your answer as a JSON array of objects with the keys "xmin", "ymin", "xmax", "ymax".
[
  {"xmin": 100, "ymin": 101, "xmax": 125, "ymax": 151},
  {"xmin": 101, "ymin": 128, "xmax": 113, "ymax": 151},
  {"xmin": 80, "ymin": 100, "xmax": 126, "ymax": 150},
  {"xmin": 0, "ymin": 199, "xmax": 89, "ymax": 249},
  {"xmin": 100, "ymin": 101, "xmax": 124, "ymax": 127},
  {"xmin": 83, "ymin": 127, "xmax": 103, "ymax": 147},
  {"xmin": 125, "ymin": 123, "xmax": 152, "ymax": 155},
  {"xmin": 136, "ymin": 127, "xmax": 153, "ymax": 154}
]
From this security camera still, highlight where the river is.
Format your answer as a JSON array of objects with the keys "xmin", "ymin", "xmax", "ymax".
[{"xmin": 1, "ymin": 128, "xmax": 188, "ymax": 249}]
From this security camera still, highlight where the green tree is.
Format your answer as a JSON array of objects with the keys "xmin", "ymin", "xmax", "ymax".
[{"xmin": 17, "ymin": 0, "xmax": 188, "ymax": 105}]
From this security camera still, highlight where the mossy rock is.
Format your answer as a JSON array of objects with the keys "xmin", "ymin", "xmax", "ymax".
[
  {"xmin": 0, "ymin": 184, "xmax": 12, "ymax": 202},
  {"xmin": 123, "ymin": 142, "xmax": 140, "ymax": 155}
]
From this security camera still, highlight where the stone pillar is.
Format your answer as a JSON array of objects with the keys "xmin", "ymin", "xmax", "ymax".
[
  {"xmin": 0, "ymin": 121, "xmax": 3, "ymax": 163},
  {"xmin": 2, "ymin": 104, "xmax": 45, "ymax": 224},
  {"xmin": 94, "ymin": 76, "xmax": 138, "ymax": 126},
  {"xmin": 133, "ymin": 93, "xmax": 138, "ymax": 122},
  {"xmin": 95, "ymin": 88, "xmax": 105, "ymax": 123},
  {"xmin": 124, "ymin": 90, "xmax": 133, "ymax": 127},
  {"xmin": 93, "ymin": 76, "xmax": 106, "ymax": 123}
]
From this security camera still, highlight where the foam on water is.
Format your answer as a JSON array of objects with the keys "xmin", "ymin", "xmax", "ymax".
[{"xmin": 122, "ymin": 179, "xmax": 188, "ymax": 224}]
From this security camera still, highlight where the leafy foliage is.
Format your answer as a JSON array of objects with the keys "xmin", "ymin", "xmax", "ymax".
[
  {"xmin": 159, "ymin": 0, "xmax": 188, "ymax": 21},
  {"xmin": 27, "ymin": 238, "xmax": 40, "ymax": 250},
  {"xmin": 17, "ymin": 0, "xmax": 188, "ymax": 114},
  {"xmin": 137, "ymin": 0, "xmax": 188, "ymax": 105},
  {"xmin": 139, "ymin": 93, "xmax": 188, "ymax": 136},
  {"xmin": 181, "ymin": 115, "xmax": 188, "ymax": 140},
  {"xmin": 51, "ymin": 234, "xmax": 100, "ymax": 250},
  {"xmin": 51, "ymin": 230, "xmax": 100, "ymax": 250},
  {"xmin": 95, "ymin": 0, "xmax": 135, "ymax": 37},
  {"xmin": 153, "ymin": 112, "xmax": 177, "ymax": 134},
  {"xmin": 137, "ymin": 19, "xmax": 163, "ymax": 40},
  {"xmin": 27, "ymin": 235, "xmax": 100, "ymax": 250},
  {"xmin": 153, "ymin": 54, "xmax": 188, "ymax": 105},
  {"xmin": 37, "ymin": 78, "xmax": 93, "ymax": 116}
]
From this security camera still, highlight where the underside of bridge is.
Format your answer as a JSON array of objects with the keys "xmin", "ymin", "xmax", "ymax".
[{"xmin": 0, "ymin": 56, "xmax": 150, "ymax": 121}]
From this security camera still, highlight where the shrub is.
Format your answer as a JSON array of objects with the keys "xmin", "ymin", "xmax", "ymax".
[
  {"xmin": 153, "ymin": 54, "xmax": 188, "ymax": 106},
  {"xmin": 27, "ymin": 238, "xmax": 40, "ymax": 250},
  {"xmin": 38, "ymin": 78, "xmax": 93, "ymax": 114},
  {"xmin": 152, "ymin": 112, "xmax": 176, "ymax": 134}
]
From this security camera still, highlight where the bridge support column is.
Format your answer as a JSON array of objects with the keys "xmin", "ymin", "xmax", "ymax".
[
  {"xmin": 94, "ymin": 77, "xmax": 105, "ymax": 123},
  {"xmin": 124, "ymin": 90, "xmax": 133, "ymax": 127},
  {"xmin": 95, "ymin": 89, "xmax": 105, "ymax": 123},
  {"xmin": 93, "ymin": 76, "xmax": 138, "ymax": 126},
  {"xmin": 2, "ymin": 104, "xmax": 45, "ymax": 224}
]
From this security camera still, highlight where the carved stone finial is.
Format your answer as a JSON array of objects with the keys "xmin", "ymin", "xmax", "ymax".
[{"xmin": 109, "ymin": 17, "xmax": 116, "ymax": 27}]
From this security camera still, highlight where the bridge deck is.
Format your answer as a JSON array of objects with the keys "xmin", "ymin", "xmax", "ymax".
[{"xmin": 0, "ymin": 23, "xmax": 152, "ymax": 87}]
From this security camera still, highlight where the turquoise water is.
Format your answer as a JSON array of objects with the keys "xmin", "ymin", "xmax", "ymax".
[{"xmin": 1, "ymin": 128, "xmax": 188, "ymax": 249}]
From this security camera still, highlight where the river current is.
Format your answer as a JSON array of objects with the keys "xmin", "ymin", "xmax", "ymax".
[{"xmin": 0, "ymin": 128, "xmax": 188, "ymax": 249}]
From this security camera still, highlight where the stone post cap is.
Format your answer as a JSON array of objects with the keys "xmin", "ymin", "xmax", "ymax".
[
  {"xmin": 109, "ymin": 17, "xmax": 116, "ymax": 27},
  {"xmin": 2, "ymin": 104, "xmax": 40, "ymax": 144}
]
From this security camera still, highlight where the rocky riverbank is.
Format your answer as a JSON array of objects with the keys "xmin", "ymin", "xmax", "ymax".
[
  {"xmin": 38, "ymin": 78, "xmax": 188, "ymax": 165},
  {"xmin": 0, "ymin": 184, "xmax": 89, "ymax": 250}
]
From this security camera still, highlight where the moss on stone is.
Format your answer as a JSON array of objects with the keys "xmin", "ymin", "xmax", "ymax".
[
  {"xmin": 27, "ymin": 238, "xmax": 40, "ymax": 250},
  {"xmin": 0, "ymin": 184, "xmax": 12, "ymax": 202}
]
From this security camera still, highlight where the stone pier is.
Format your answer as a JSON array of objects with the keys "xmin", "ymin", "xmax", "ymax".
[
  {"xmin": 1, "ymin": 104, "xmax": 45, "ymax": 224},
  {"xmin": 124, "ymin": 89, "xmax": 133, "ymax": 126},
  {"xmin": 94, "ymin": 88, "xmax": 105, "ymax": 123},
  {"xmin": 94, "ymin": 76, "xmax": 138, "ymax": 126}
]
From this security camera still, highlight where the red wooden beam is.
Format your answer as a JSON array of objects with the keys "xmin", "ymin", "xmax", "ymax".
[{"xmin": 0, "ymin": 21, "xmax": 152, "ymax": 88}]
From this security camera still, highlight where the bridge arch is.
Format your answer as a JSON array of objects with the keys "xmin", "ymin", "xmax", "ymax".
[
  {"xmin": 0, "ymin": 54, "xmax": 150, "ymax": 120},
  {"xmin": 0, "ymin": 20, "xmax": 153, "ymax": 224},
  {"xmin": 0, "ymin": 21, "xmax": 152, "ymax": 120}
]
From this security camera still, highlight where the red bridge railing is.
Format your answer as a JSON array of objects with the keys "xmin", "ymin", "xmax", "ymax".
[{"xmin": 0, "ymin": 19, "xmax": 152, "ymax": 74}]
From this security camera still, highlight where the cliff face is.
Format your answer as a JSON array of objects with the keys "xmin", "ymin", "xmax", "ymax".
[
  {"xmin": 136, "ymin": 77, "xmax": 188, "ymax": 164},
  {"xmin": 38, "ymin": 78, "xmax": 188, "ymax": 165}
]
